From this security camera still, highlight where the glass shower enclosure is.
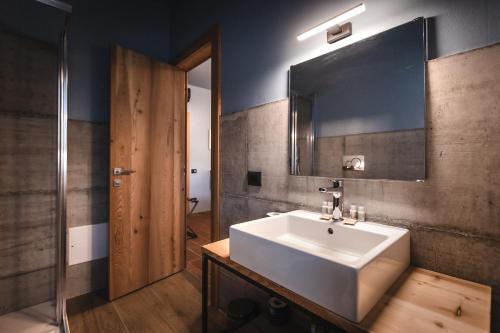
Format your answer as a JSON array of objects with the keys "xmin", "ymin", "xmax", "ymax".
[{"xmin": 0, "ymin": 0, "xmax": 70, "ymax": 331}]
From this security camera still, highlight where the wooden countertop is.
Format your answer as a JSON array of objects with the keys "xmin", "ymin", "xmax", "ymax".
[{"xmin": 202, "ymin": 239, "xmax": 491, "ymax": 333}]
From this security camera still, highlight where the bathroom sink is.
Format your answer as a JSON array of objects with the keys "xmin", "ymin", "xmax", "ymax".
[{"xmin": 229, "ymin": 210, "xmax": 410, "ymax": 322}]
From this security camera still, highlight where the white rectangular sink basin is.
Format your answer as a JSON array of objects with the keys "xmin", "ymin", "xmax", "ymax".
[{"xmin": 229, "ymin": 210, "xmax": 410, "ymax": 322}]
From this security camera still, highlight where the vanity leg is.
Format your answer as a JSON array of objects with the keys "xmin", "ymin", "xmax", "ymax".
[{"xmin": 202, "ymin": 253, "xmax": 209, "ymax": 333}]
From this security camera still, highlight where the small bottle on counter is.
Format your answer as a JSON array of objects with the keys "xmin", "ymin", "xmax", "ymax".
[
  {"xmin": 322, "ymin": 201, "xmax": 329, "ymax": 215},
  {"xmin": 349, "ymin": 205, "xmax": 357, "ymax": 219},
  {"xmin": 327, "ymin": 202, "xmax": 333, "ymax": 215},
  {"xmin": 320, "ymin": 201, "xmax": 331, "ymax": 220},
  {"xmin": 357, "ymin": 206, "xmax": 366, "ymax": 222}
]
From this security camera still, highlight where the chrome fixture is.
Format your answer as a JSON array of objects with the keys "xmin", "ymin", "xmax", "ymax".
[
  {"xmin": 56, "ymin": 13, "xmax": 71, "ymax": 333},
  {"xmin": 319, "ymin": 180, "xmax": 344, "ymax": 221},
  {"xmin": 342, "ymin": 155, "xmax": 365, "ymax": 171},
  {"xmin": 297, "ymin": 3, "xmax": 365, "ymax": 43},
  {"xmin": 327, "ymin": 22, "xmax": 353, "ymax": 44}
]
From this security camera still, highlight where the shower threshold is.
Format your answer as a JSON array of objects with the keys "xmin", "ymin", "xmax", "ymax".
[{"xmin": 0, "ymin": 301, "xmax": 60, "ymax": 333}]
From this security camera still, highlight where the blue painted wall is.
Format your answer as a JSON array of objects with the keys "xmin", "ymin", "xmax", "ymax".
[
  {"xmin": 6, "ymin": 1, "xmax": 499, "ymax": 121},
  {"xmin": 1, "ymin": 0, "xmax": 171, "ymax": 122},
  {"xmin": 170, "ymin": 0, "xmax": 500, "ymax": 115},
  {"xmin": 0, "ymin": 0, "xmax": 66, "ymax": 46},
  {"xmin": 68, "ymin": 0, "xmax": 171, "ymax": 122}
]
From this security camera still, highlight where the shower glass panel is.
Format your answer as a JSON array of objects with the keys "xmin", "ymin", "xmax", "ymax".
[{"xmin": 0, "ymin": 0, "xmax": 69, "ymax": 331}]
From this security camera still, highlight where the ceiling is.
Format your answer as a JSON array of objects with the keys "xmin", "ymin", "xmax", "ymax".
[{"xmin": 188, "ymin": 59, "xmax": 211, "ymax": 89}]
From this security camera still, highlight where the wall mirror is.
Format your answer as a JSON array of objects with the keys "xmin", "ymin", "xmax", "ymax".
[{"xmin": 289, "ymin": 18, "xmax": 426, "ymax": 181}]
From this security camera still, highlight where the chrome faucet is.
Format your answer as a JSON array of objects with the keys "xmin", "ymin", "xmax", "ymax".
[{"xmin": 319, "ymin": 179, "xmax": 344, "ymax": 221}]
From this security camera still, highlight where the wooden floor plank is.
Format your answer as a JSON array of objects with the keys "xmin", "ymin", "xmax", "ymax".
[
  {"xmin": 67, "ymin": 292, "xmax": 128, "ymax": 333},
  {"xmin": 112, "ymin": 287, "xmax": 176, "ymax": 333},
  {"xmin": 68, "ymin": 263, "xmax": 308, "ymax": 333},
  {"xmin": 186, "ymin": 211, "xmax": 211, "ymax": 278},
  {"xmin": 150, "ymin": 271, "xmax": 227, "ymax": 333}
]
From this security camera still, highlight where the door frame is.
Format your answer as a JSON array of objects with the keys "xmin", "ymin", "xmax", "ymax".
[
  {"xmin": 173, "ymin": 24, "xmax": 221, "ymax": 306},
  {"xmin": 173, "ymin": 25, "xmax": 221, "ymax": 245}
]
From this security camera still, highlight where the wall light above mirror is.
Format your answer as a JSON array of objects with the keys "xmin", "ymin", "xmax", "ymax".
[
  {"xmin": 290, "ymin": 18, "xmax": 426, "ymax": 181},
  {"xmin": 297, "ymin": 3, "xmax": 366, "ymax": 44}
]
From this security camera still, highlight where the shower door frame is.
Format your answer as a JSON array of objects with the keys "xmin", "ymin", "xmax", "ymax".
[
  {"xmin": 34, "ymin": 0, "xmax": 72, "ymax": 330},
  {"xmin": 56, "ymin": 15, "xmax": 70, "ymax": 331}
]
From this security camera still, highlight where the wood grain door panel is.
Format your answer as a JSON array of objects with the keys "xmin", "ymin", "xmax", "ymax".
[
  {"xmin": 109, "ymin": 45, "xmax": 186, "ymax": 300},
  {"xmin": 148, "ymin": 61, "xmax": 186, "ymax": 282}
]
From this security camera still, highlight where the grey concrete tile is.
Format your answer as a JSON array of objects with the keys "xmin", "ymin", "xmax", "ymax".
[
  {"xmin": 314, "ymin": 136, "xmax": 344, "ymax": 178},
  {"xmin": 247, "ymin": 149, "xmax": 288, "ymax": 179},
  {"xmin": 247, "ymin": 99, "xmax": 289, "ymax": 178},
  {"xmin": 66, "ymin": 258, "xmax": 108, "ymax": 300},
  {"xmin": 0, "ymin": 220, "xmax": 55, "ymax": 279},
  {"xmin": 68, "ymin": 120, "xmax": 109, "ymax": 191},
  {"xmin": 427, "ymin": 44, "xmax": 500, "ymax": 101},
  {"xmin": 0, "ymin": 27, "xmax": 58, "ymax": 314},
  {"xmin": 247, "ymin": 197, "xmax": 301, "ymax": 221},
  {"xmin": 0, "ymin": 31, "xmax": 58, "ymax": 116},
  {"xmin": 247, "ymin": 100, "xmax": 288, "ymax": 151},
  {"xmin": 285, "ymin": 175, "xmax": 309, "ymax": 206},
  {"xmin": 314, "ymin": 130, "xmax": 425, "ymax": 180},
  {"xmin": 67, "ymin": 187, "xmax": 108, "ymax": 228},
  {"xmin": 0, "ymin": 115, "xmax": 57, "ymax": 193},
  {"xmin": 0, "ymin": 267, "xmax": 54, "ymax": 316},
  {"xmin": 220, "ymin": 112, "xmax": 248, "ymax": 195},
  {"xmin": 220, "ymin": 194, "xmax": 248, "ymax": 239},
  {"xmin": 247, "ymin": 175, "xmax": 288, "ymax": 202},
  {"xmin": 408, "ymin": 228, "xmax": 500, "ymax": 286},
  {"xmin": 221, "ymin": 172, "xmax": 247, "ymax": 196}
]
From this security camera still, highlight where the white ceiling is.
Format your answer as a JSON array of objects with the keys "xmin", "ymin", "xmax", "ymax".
[{"xmin": 188, "ymin": 59, "xmax": 211, "ymax": 90}]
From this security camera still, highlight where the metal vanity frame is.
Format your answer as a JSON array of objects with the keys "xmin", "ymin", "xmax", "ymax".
[{"xmin": 201, "ymin": 253, "xmax": 337, "ymax": 333}]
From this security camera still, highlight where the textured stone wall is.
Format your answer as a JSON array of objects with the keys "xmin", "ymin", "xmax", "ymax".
[
  {"xmin": 66, "ymin": 120, "xmax": 108, "ymax": 299},
  {"xmin": 0, "ymin": 31, "xmax": 58, "ymax": 315},
  {"xmin": 220, "ymin": 43, "xmax": 500, "ymax": 329},
  {"xmin": 313, "ymin": 129, "xmax": 425, "ymax": 180},
  {"xmin": 0, "ymin": 29, "xmax": 109, "ymax": 307}
]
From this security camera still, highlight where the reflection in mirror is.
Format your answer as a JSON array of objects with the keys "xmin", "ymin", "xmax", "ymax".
[{"xmin": 290, "ymin": 18, "xmax": 426, "ymax": 181}]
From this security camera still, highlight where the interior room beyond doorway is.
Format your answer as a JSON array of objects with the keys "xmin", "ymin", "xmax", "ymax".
[{"xmin": 186, "ymin": 59, "xmax": 212, "ymax": 279}]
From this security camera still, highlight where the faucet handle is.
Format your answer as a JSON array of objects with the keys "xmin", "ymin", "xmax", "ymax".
[{"xmin": 319, "ymin": 179, "xmax": 343, "ymax": 193}]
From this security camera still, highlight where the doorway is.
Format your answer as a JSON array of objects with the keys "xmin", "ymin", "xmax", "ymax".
[
  {"xmin": 174, "ymin": 27, "xmax": 221, "ymax": 307},
  {"xmin": 174, "ymin": 25, "xmax": 221, "ymax": 281},
  {"xmin": 186, "ymin": 59, "xmax": 212, "ymax": 279}
]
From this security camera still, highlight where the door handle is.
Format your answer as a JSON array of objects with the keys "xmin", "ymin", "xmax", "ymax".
[{"xmin": 113, "ymin": 167, "xmax": 136, "ymax": 176}]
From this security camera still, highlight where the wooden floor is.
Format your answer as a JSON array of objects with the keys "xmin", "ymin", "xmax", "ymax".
[
  {"xmin": 67, "ymin": 270, "xmax": 306, "ymax": 333},
  {"xmin": 186, "ymin": 211, "xmax": 212, "ymax": 279},
  {"xmin": 67, "ymin": 211, "xmax": 307, "ymax": 332}
]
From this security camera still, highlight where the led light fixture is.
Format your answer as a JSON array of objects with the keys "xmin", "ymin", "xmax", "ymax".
[{"xmin": 297, "ymin": 3, "xmax": 365, "ymax": 43}]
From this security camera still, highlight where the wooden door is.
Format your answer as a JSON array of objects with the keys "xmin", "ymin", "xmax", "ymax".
[{"xmin": 109, "ymin": 45, "xmax": 186, "ymax": 300}]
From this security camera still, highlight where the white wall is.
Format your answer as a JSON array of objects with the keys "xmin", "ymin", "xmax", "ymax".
[{"xmin": 188, "ymin": 84, "xmax": 211, "ymax": 213}]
